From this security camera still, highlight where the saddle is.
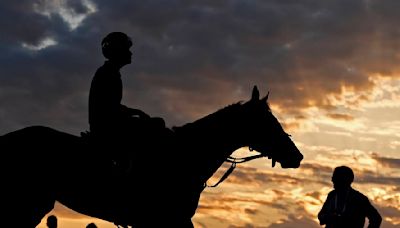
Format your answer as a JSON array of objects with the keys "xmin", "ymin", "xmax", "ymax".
[
  {"xmin": 79, "ymin": 117, "xmax": 172, "ymax": 173},
  {"xmin": 81, "ymin": 116, "xmax": 168, "ymax": 140}
]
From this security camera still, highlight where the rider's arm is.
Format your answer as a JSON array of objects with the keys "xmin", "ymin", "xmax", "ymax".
[
  {"xmin": 318, "ymin": 192, "xmax": 336, "ymax": 225},
  {"xmin": 120, "ymin": 105, "xmax": 150, "ymax": 119}
]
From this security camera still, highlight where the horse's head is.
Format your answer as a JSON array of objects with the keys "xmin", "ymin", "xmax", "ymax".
[{"xmin": 240, "ymin": 86, "xmax": 303, "ymax": 168}]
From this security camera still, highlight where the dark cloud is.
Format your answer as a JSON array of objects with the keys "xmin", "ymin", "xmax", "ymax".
[
  {"xmin": 3, "ymin": 3, "xmax": 400, "ymax": 228},
  {"xmin": 0, "ymin": 2, "xmax": 50, "ymax": 45},
  {"xmin": 371, "ymin": 153, "xmax": 400, "ymax": 169},
  {"xmin": 357, "ymin": 173, "xmax": 400, "ymax": 186},
  {"xmin": 244, "ymin": 208, "xmax": 258, "ymax": 215},
  {"xmin": 300, "ymin": 161, "xmax": 400, "ymax": 186},
  {"xmin": 1, "ymin": 0, "xmax": 400, "ymax": 134},
  {"xmin": 66, "ymin": 0, "xmax": 93, "ymax": 14}
]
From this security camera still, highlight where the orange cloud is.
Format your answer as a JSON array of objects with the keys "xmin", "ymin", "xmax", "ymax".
[{"xmin": 326, "ymin": 113, "xmax": 355, "ymax": 121}]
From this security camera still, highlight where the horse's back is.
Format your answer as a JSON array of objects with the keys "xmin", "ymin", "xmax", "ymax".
[
  {"xmin": 0, "ymin": 126, "xmax": 85, "ymax": 175},
  {"xmin": 0, "ymin": 125, "xmax": 201, "ymax": 227},
  {"xmin": 1, "ymin": 125, "xmax": 78, "ymax": 145}
]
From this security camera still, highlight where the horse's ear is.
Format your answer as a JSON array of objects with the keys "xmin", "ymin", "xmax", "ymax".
[
  {"xmin": 251, "ymin": 85, "xmax": 260, "ymax": 101},
  {"xmin": 261, "ymin": 91, "xmax": 269, "ymax": 102}
]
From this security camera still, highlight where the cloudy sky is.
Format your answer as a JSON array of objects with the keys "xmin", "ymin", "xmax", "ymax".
[{"xmin": 1, "ymin": 0, "xmax": 399, "ymax": 227}]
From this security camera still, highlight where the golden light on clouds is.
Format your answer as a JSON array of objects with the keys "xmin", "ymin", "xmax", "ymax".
[
  {"xmin": 34, "ymin": 75, "xmax": 400, "ymax": 227},
  {"xmin": 192, "ymin": 76, "xmax": 398, "ymax": 227},
  {"xmin": 3, "ymin": 1, "xmax": 400, "ymax": 226}
]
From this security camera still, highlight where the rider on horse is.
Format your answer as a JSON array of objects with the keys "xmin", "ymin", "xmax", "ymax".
[{"xmin": 88, "ymin": 32, "xmax": 166, "ymax": 170}]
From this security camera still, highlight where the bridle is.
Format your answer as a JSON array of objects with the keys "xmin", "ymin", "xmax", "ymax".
[
  {"xmin": 203, "ymin": 147, "xmax": 272, "ymax": 188},
  {"xmin": 203, "ymin": 98, "xmax": 285, "ymax": 188}
]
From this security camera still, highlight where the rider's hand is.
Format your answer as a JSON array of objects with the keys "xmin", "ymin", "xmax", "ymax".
[
  {"xmin": 121, "ymin": 105, "xmax": 150, "ymax": 119},
  {"xmin": 130, "ymin": 108, "xmax": 150, "ymax": 119}
]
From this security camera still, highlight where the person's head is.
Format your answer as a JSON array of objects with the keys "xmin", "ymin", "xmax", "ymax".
[
  {"xmin": 46, "ymin": 215, "xmax": 57, "ymax": 228},
  {"xmin": 86, "ymin": 222, "xmax": 98, "ymax": 228},
  {"xmin": 101, "ymin": 32, "xmax": 133, "ymax": 65},
  {"xmin": 332, "ymin": 166, "xmax": 354, "ymax": 190}
]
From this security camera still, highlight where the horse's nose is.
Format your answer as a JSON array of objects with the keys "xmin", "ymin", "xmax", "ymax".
[
  {"xmin": 295, "ymin": 151, "xmax": 304, "ymax": 166},
  {"xmin": 298, "ymin": 152, "xmax": 304, "ymax": 162},
  {"xmin": 281, "ymin": 150, "xmax": 303, "ymax": 168}
]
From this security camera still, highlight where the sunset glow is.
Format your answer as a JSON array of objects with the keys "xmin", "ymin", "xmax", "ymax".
[{"xmin": 1, "ymin": 0, "xmax": 400, "ymax": 227}]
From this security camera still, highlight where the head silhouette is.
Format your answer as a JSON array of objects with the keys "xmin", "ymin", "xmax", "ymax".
[
  {"xmin": 101, "ymin": 32, "xmax": 133, "ymax": 65},
  {"xmin": 86, "ymin": 222, "xmax": 98, "ymax": 228},
  {"xmin": 46, "ymin": 215, "xmax": 57, "ymax": 228},
  {"xmin": 332, "ymin": 166, "xmax": 354, "ymax": 191}
]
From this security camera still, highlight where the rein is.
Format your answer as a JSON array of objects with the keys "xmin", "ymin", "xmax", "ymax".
[{"xmin": 203, "ymin": 153, "xmax": 267, "ymax": 188}]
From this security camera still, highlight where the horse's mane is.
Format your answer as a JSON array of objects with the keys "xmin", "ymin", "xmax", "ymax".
[{"xmin": 173, "ymin": 102, "xmax": 243, "ymax": 132}]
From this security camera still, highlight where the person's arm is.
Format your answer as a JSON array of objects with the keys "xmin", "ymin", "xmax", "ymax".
[
  {"xmin": 120, "ymin": 105, "xmax": 150, "ymax": 119},
  {"xmin": 365, "ymin": 198, "xmax": 382, "ymax": 228},
  {"xmin": 318, "ymin": 192, "xmax": 336, "ymax": 225}
]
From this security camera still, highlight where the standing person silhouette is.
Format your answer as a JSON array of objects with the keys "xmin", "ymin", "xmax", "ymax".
[
  {"xmin": 46, "ymin": 215, "xmax": 57, "ymax": 228},
  {"xmin": 318, "ymin": 166, "xmax": 382, "ymax": 228}
]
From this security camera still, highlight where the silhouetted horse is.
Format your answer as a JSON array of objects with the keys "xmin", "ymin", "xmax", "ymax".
[{"xmin": 0, "ymin": 86, "xmax": 303, "ymax": 228}]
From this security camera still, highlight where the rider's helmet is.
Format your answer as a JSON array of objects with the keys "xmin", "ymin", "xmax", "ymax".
[{"xmin": 101, "ymin": 32, "xmax": 132, "ymax": 60}]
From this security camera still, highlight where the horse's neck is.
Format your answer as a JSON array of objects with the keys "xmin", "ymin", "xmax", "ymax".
[{"xmin": 175, "ymin": 103, "xmax": 245, "ymax": 184}]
